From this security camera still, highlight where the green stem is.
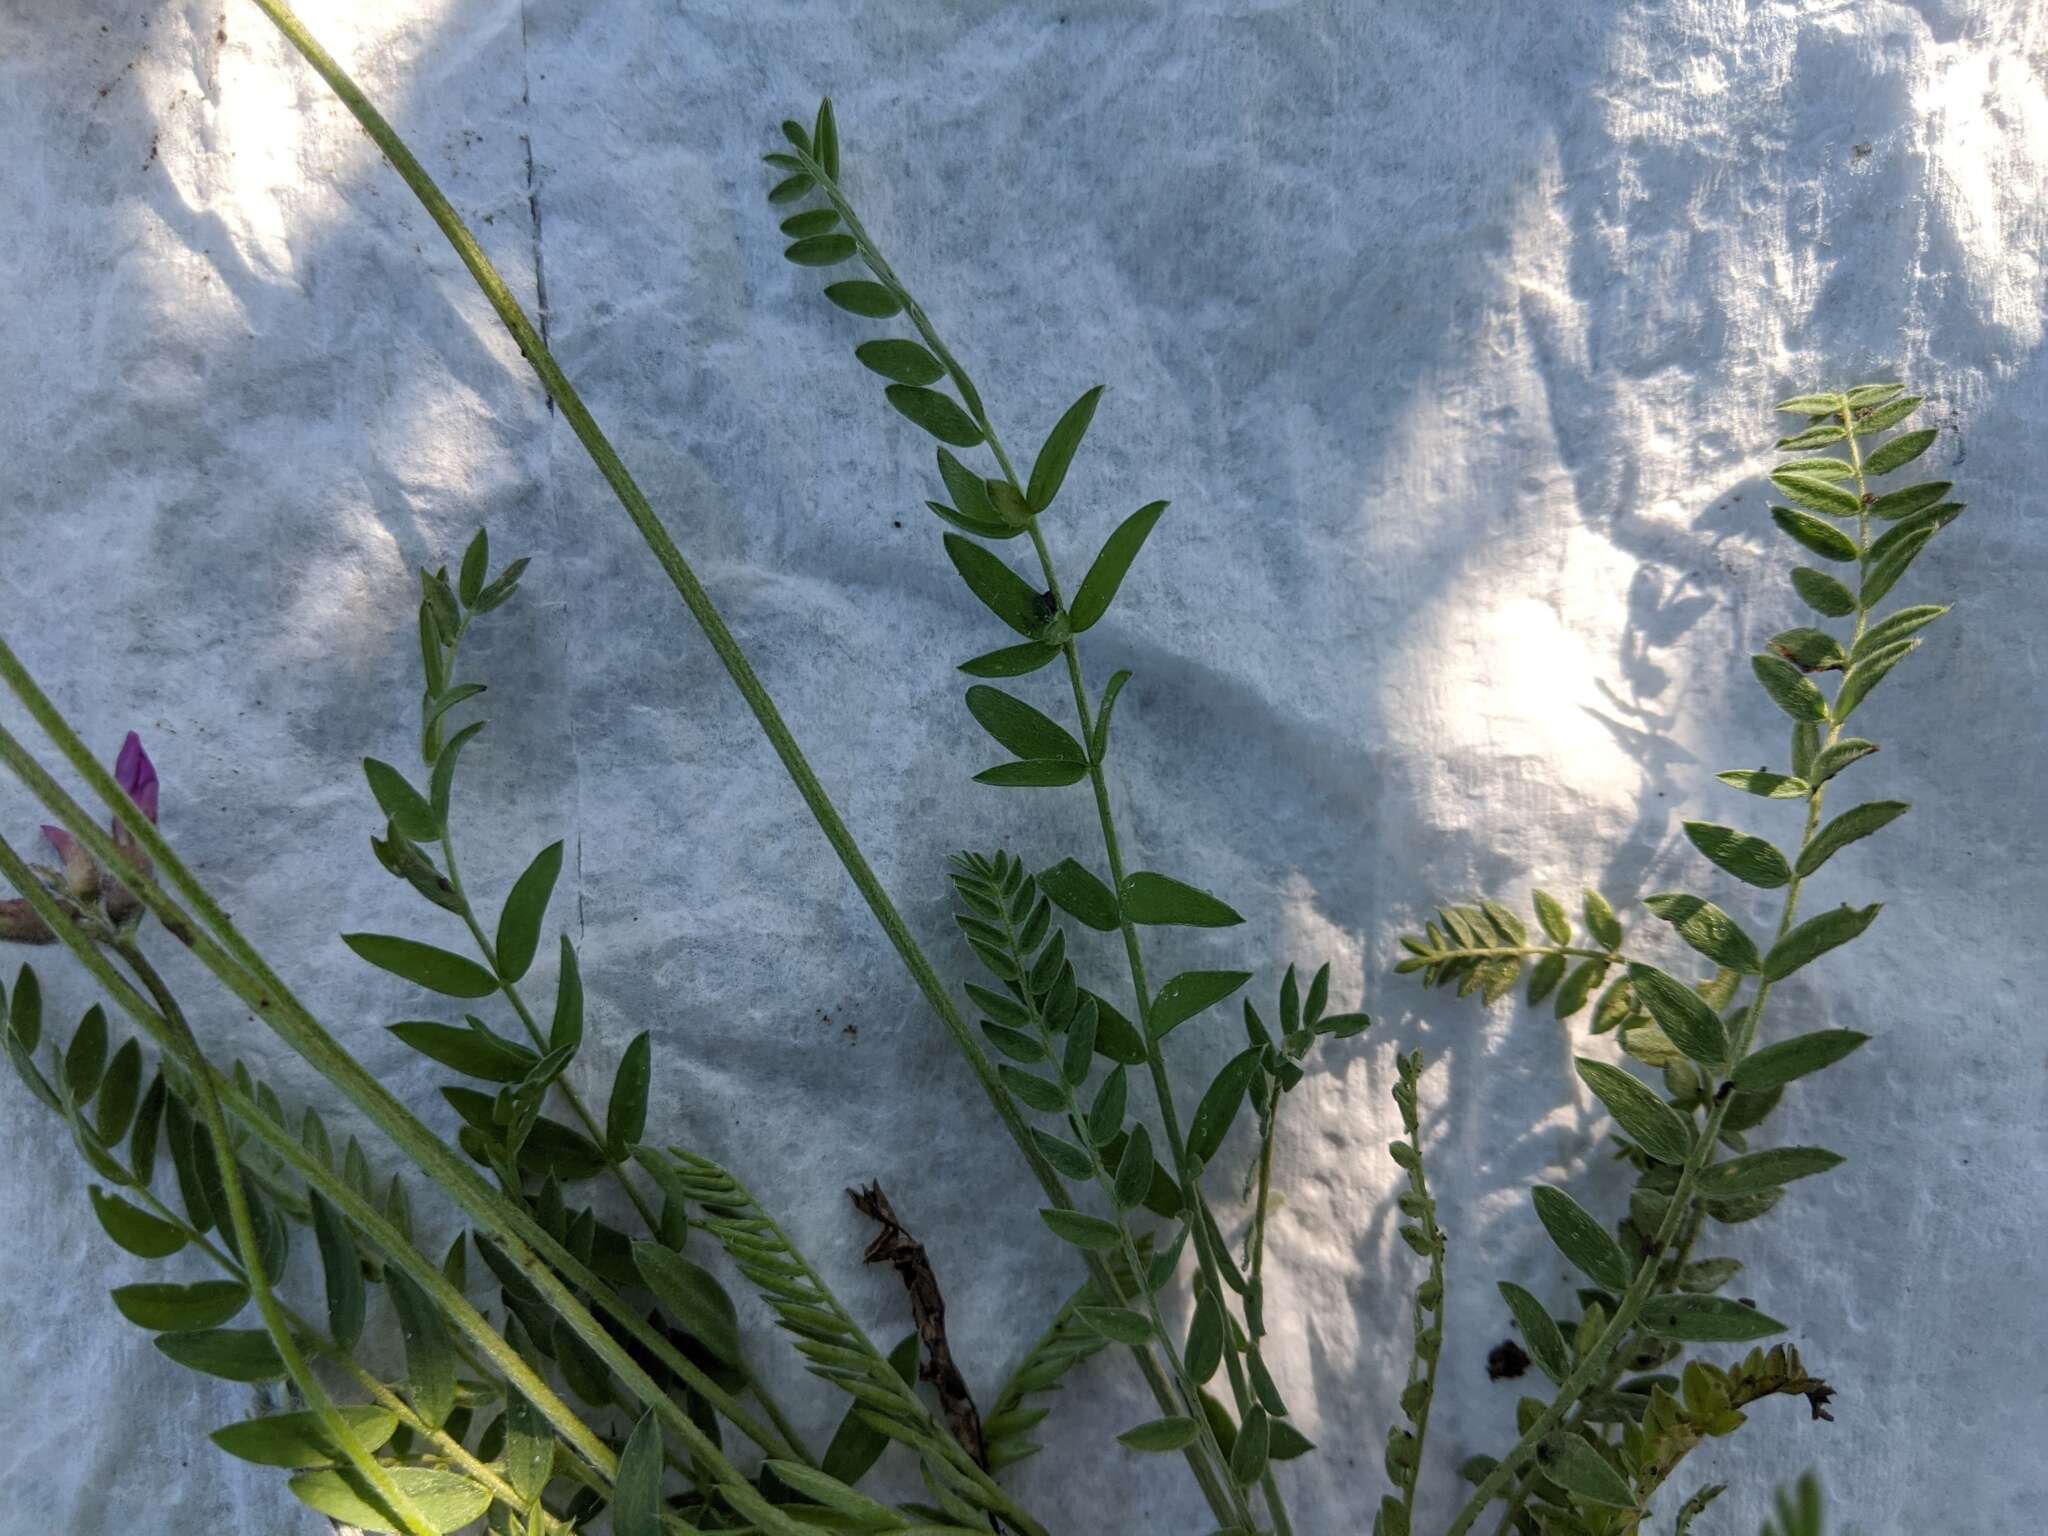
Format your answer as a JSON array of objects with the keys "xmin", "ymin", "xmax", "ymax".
[
  {"xmin": 1445, "ymin": 397, "xmax": 1883, "ymax": 1536},
  {"xmin": 113, "ymin": 943, "xmax": 444, "ymax": 1536}
]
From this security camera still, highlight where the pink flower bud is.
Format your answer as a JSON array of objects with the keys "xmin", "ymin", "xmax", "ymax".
[
  {"xmin": 0, "ymin": 898, "xmax": 55, "ymax": 945},
  {"xmin": 40, "ymin": 825, "xmax": 98, "ymax": 900}
]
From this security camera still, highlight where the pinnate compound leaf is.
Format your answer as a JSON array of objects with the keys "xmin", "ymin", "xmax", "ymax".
[
  {"xmin": 1638, "ymin": 1294, "xmax": 1785, "ymax": 1342},
  {"xmin": 1684, "ymin": 822, "xmax": 1792, "ymax": 889},
  {"xmin": 1497, "ymin": 1281, "xmax": 1570, "ymax": 1384},
  {"xmin": 1119, "ymin": 871, "xmax": 1243, "ymax": 928},
  {"xmin": 288, "ymin": 1466, "xmax": 491, "ymax": 1535},
  {"xmin": 944, "ymin": 534, "xmax": 1044, "ymax": 636},
  {"xmin": 1531, "ymin": 1185, "xmax": 1632, "ymax": 1291},
  {"xmin": 495, "ymin": 841, "xmax": 563, "ymax": 983},
  {"xmin": 1028, "ymin": 386, "xmax": 1104, "ymax": 512},
  {"xmin": 1762, "ymin": 904, "xmax": 1881, "ymax": 981},
  {"xmin": 964, "ymin": 686, "xmax": 1085, "ymax": 763},
  {"xmin": 1731, "ymin": 1030, "xmax": 1869, "ymax": 1092},
  {"xmin": 886, "ymin": 384, "xmax": 983, "ymax": 447},
  {"xmin": 1574, "ymin": 1059, "xmax": 1692, "ymax": 1163},
  {"xmin": 1070, "ymin": 501, "xmax": 1169, "ymax": 633},
  {"xmin": 1626, "ymin": 964, "xmax": 1730, "ymax": 1066},
  {"xmin": 1149, "ymin": 970, "xmax": 1252, "ymax": 1039},
  {"xmin": 343, "ymin": 934, "xmax": 499, "ymax": 999},
  {"xmin": 212, "ymin": 1406, "xmax": 399, "ymax": 1469},
  {"xmin": 1037, "ymin": 859, "xmax": 1120, "ymax": 931}
]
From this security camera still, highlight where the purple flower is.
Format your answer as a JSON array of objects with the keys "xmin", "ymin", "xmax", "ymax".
[{"xmin": 1, "ymin": 732, "xmax": 160, "ymax": 944}]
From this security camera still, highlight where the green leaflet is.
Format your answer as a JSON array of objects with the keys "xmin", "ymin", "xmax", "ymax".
[
  {"xmin": 495, "ymin": 840, "xmax": 563, "ymax": 983},
  {"xmin": 1770, "ymin": 507, "xmax": 1857, "ymax": 562},
  {"xmin": 855, "ymin": 338, "xmax": 944, "ymax": 385},
  {"xmin": 943, "ymin": 534, "xmax": 1045, "ymax": 636},
  {"xmin": 1582, "ymin": 890, "xmax": 1622, "ymax": 948},
  {"xmin": 606, "ymin": 1032, "xmax": 652, "ymax": 1154},
  {"xmin": 388, "ymin": 1267, "xmax": 457, "ymax": 1429},
  {"xmin": 1774, "ymin": 391, "xmax": 1842, "ymax": 414},
  {"xmin": 1684, "ymin": 821, "xmax": 1792, "ymax": 889},
  {"xmin": 1027, "ymin": 386, "xmax": 1104, "ymax": 512},
  {"xmin": 1695, "ymin": 1146, "xmax": 1843, "ymax": 1198},
  {"xmin": 1762, "ymin": 904, "xmax": 1881, "ymax": 981},
  {"xmin": 288, "ymin": 1466, "xmax": 490, "ymax": 1536},
  {"xmin": 343, "ymin": 934, "xmax": 499, "ymax": 999},
  {"xmin": 94, "ymin": 1039, "xmax": 142, "ymax": 1144},
  {"xmin": 110, "ymin": 1280, "xmax": 249, "ymax": 1332},
  {"xmin": 886, "ymin": 384, "xmax": 983, "ymax": 446},
  {"xmin": 1119, "ymin": 870, "xmax": 1243, "ymax": 928},
  {"xmin": 1070, "ymin": 500, "xmax": 1169, "ymax": 632},
  {"xmin": 1797, "ymin": 800, "xmax": 1908, "ymax": 876},
  {"xmin": 975, "ymin": 760, "xmax": 1090, "ymax": 788},
  {"xmin": 1643, "ymin": 893, "xmax": 1761, "ymax": 974},
  {"xmin": 363, "ymin": 757, "xmax": 438, "ymax": 841},
  {"xmin": 1574, "ymin": 1058, "xmax": 1692, "ymax": 1163},
  {"xmin": 812, "ymin": 98, "xmax": 840, "ymax": 182},
  {"xmin": 386, "ymin": 1021, "xmax": 534, "ymax": 1083},
  {"xmin": 1834, "ymin": 639, "xmax": 1918, "ymax": 719},
  {"xmin": 610, "ymin": 1411, "xmax": 667, "ymax": 1536},
  {"xmin": 1790, "ymin": 566, "xmax": 1857, "ymax": 617},
  {"xmin": 1867, "ymin": 480, "xmax": 1950, "ymax": 520},
  {"xmin": 1715, "ymin": 770, "xmax": 1809, "ymax": 799},
  {"xmin": 154, "ymin": 1328, "xmax": 287, "ymax": 1382},
  {"xmin": 1079, "ymin": 1304, "xmax": 1153, "ymax": 1343},
  {"xmin": 960, "ymin": 640, "xmax": 1059, "ymax": 677},
  {"xmin": 211, "ymin": 1406, "xmax": 399, "ymax": 1469},
  {"xmin": 64, "ymin": 1005, "xmax": 108, "ymax": 1103},
  {"xmin": 1538, "ymin": 1433, "xmax": 1635, "ymax": 1509},
  {"xmin": 780, "ymin": 207, "xmax": 840, "ymax": 238},
  {"xmin": 1187, "ymin": 1047, "xmax": 1264, "ymax": 1163},
  {"xmin": 936, "ymin": 448, "xmax": 997, "ymax": 524},
  {"xmin": 1731, "ymin": 1030, "xmax": 1869, "ymax": 1092},
  {"xmin": 1863, "ymin": 426, "xmax": 1937, "ymax": 475},
  {"xmin": 824, "ymin": 280, "xmax": 900, "ymax": 318},
  {"xmin": 822, "ymin": 1333, "xmax": 918, "ymax": 1485},
  {"xmin": 1626, "ymin": 964, "xmax": 1730, "ymax": 1067},
  {"xmin": 1530, "ymin": 1185, "xmax": 1631, "ymax": 1291},
  {"xmin": 309, "ymin": 1190, "xmax": 367, "ymax": 1350},
  {"xmin": 1148, "ymin": 970, "xmax": 1253, "ymax": 1039},
  {"xmin": 90, "ymin": 1185, "xmax": 187, "ymax": 1258},
  {"xmin": 1119, "ymin": 1416, "xmax": 1203, "ymax": 1452},
  {"xmin": 784, "ymin": 233, "xmax": 856, "ymax": 265},
  {"xmin": 1856, "ymin": 603, "xmax": 1949, "ymax": 657},
  {"xmin": 1853, "ymin": 394, "xmax": 1923, "ymax": 433},
  {"xmin": 1496, "ymin": 1281, "xmax": 1570, "ymax": 1384},
  {"xmin": 1036, "ymin": 858, "xmax": 1120, "ymax": 931},
  {"xmin": 1039, "ymin": 1208, "xmax": 1121, "ymax": 1250},
  {"xmin": 1769, "ymin": 471, "xmax": 1861, "ymax": 518},
  {"xmin": 1637, "ymin": 1294, "xmax": 1785, "ymax": 1342},
  {"xmin": 1768, "ymin": 626, "xmax": 1847, "ymax": 672},
  {"xmin": 1751, "ymin": 653, "xmax": 1830, "ymax": 722},
  {"xmin": 1807, "ymin": 738, "xmax": 1878, "ymax": 785},
  {"xmin": 550, "ymin": 935, "xmax": 584, "ymax": 1053},
  {"xmin": 964, "ymin": 685, "xmax": 1085, "ymax": 763}
]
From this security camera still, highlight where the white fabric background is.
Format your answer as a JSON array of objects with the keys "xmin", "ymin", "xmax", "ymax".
[{"xmin": 1, "ymin": 2, "xmax": 2043, "ymax": 1531}]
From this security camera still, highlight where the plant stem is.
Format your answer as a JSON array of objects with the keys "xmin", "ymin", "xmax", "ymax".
[
  {"xmin": 1444, "ymin": 398, "xmax": 1883, "ymax": 1536},
  {"xmin": 113, "ymin": 943, "xmax": 443, "ymax": 1536}
]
